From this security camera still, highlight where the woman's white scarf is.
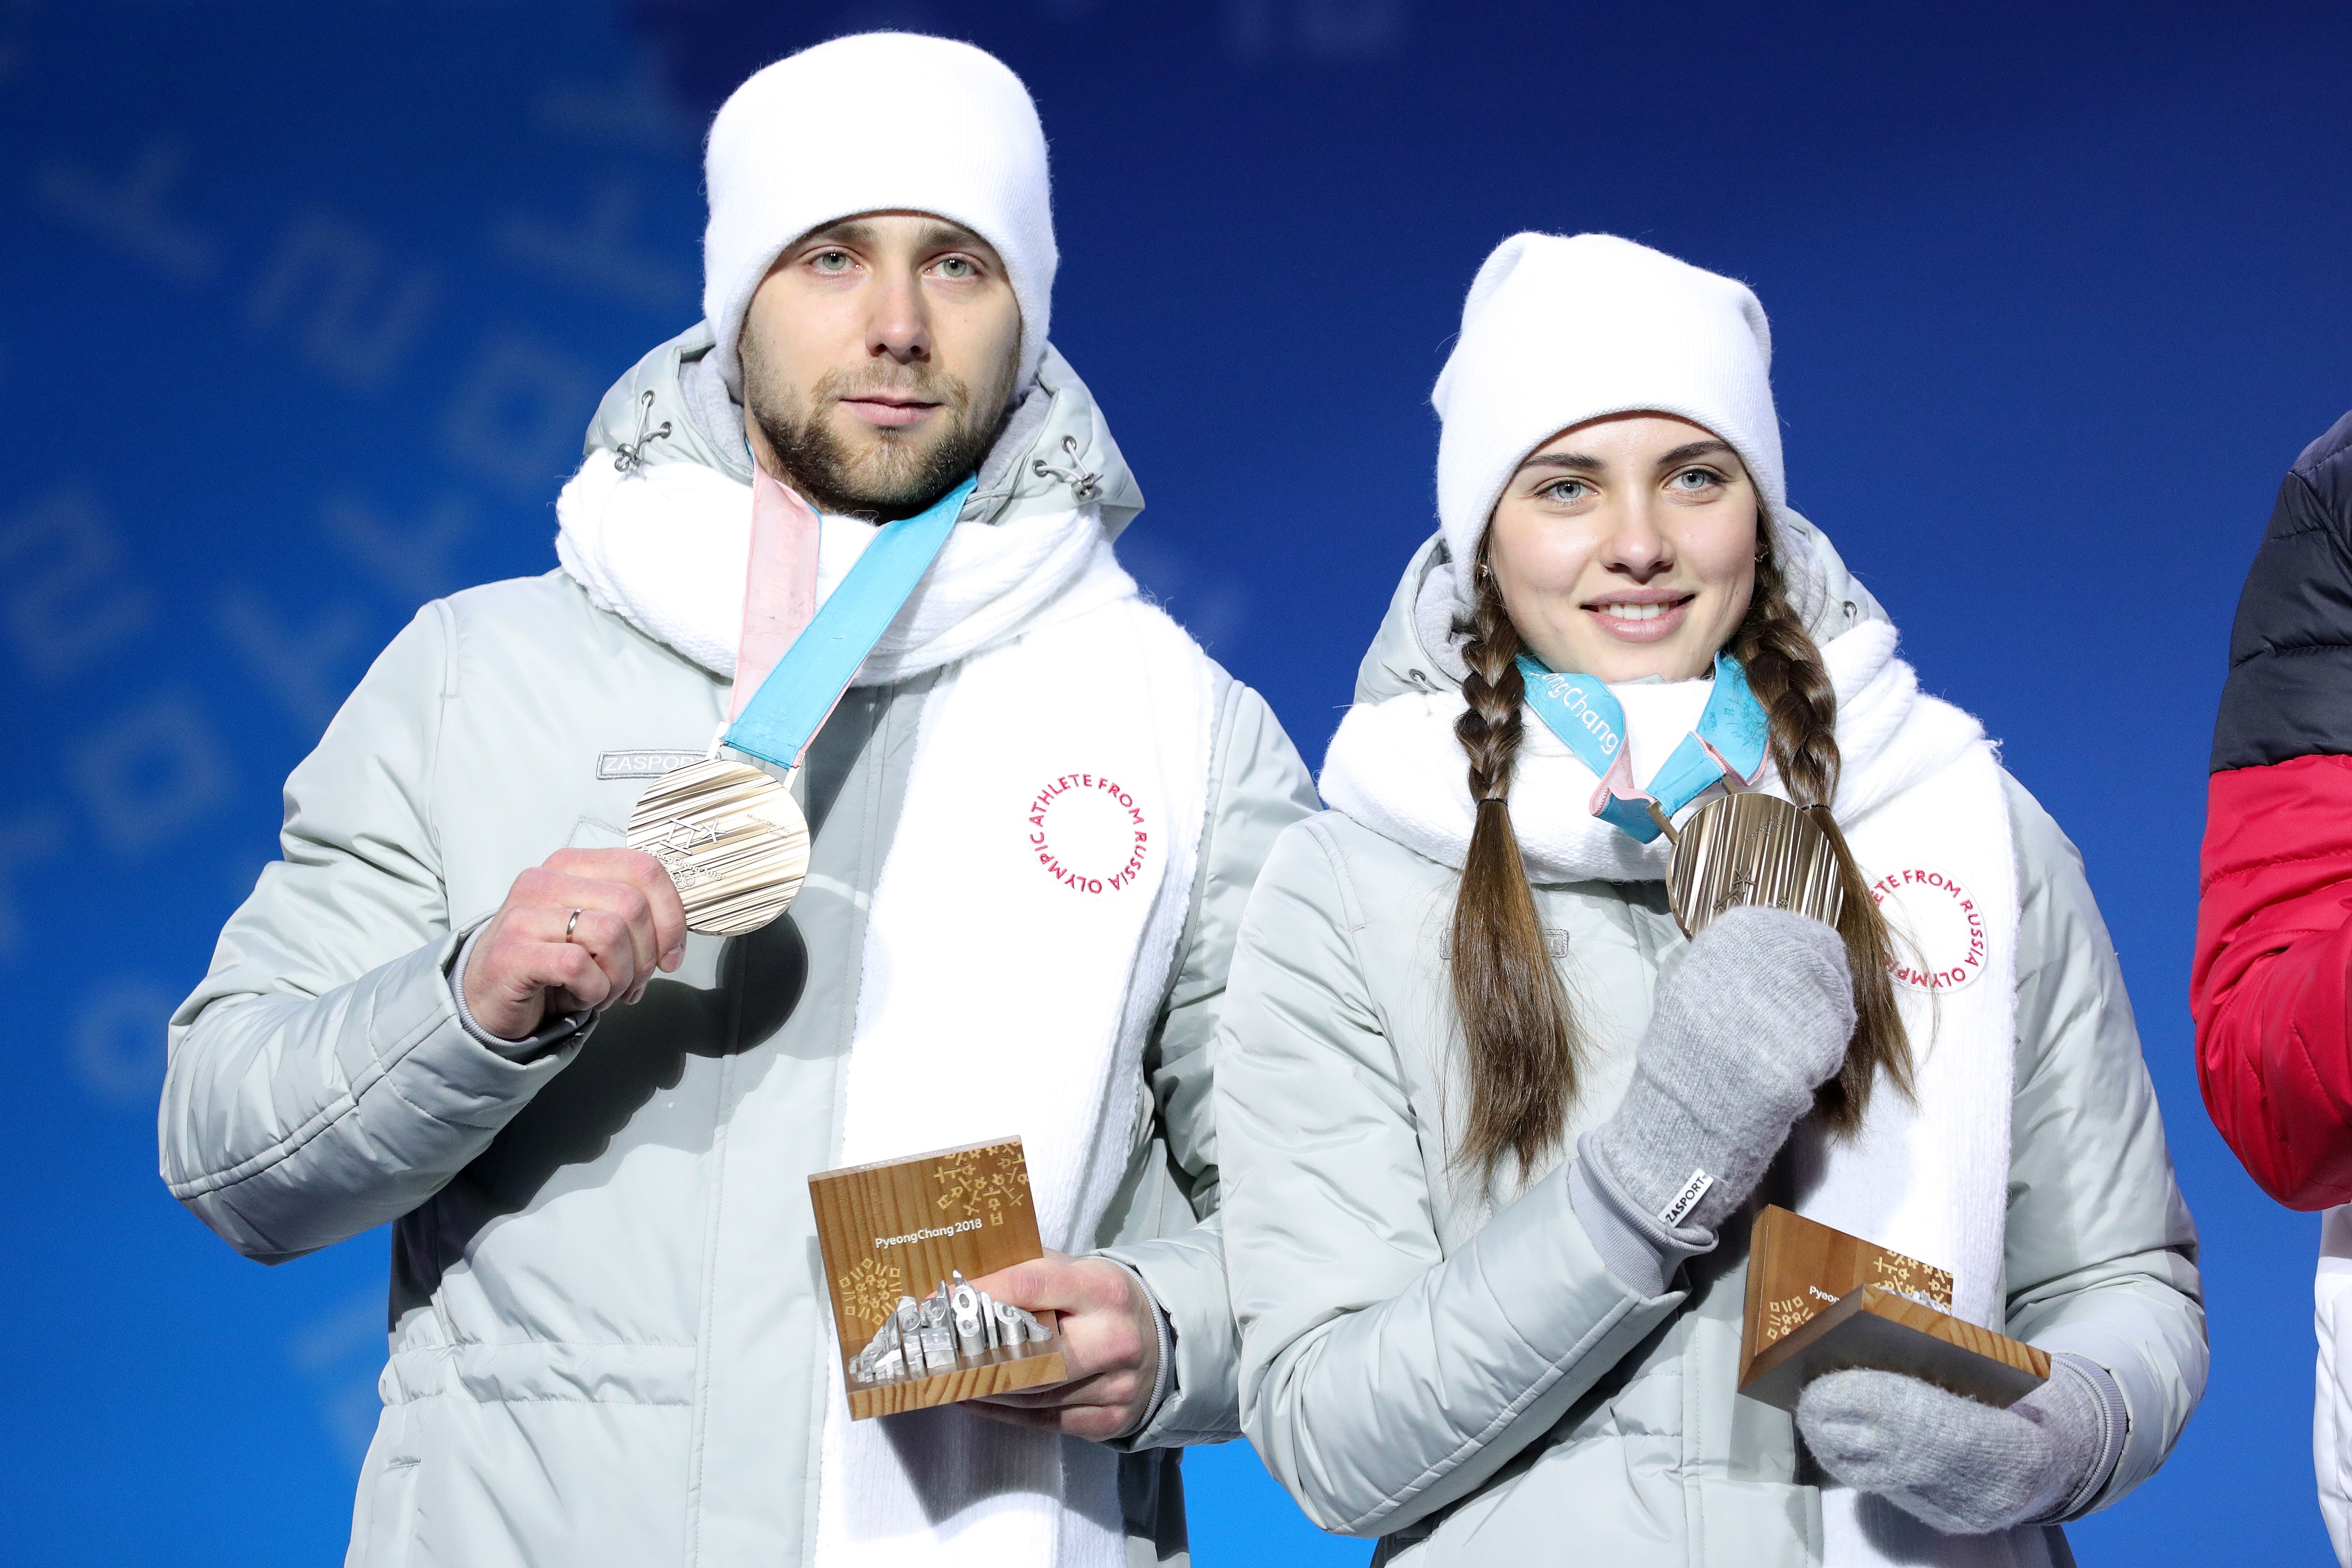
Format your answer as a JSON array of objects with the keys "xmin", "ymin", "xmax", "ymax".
[
  {"xmin": 1323, "ymin": 620, "xmax": 2043, "ymax": 1568},
  {"xmin": 556, "ymin": 454, "xmax": 1217, "ymax": 1568}
]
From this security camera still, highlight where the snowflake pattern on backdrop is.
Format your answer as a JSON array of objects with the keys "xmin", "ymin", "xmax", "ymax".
[
  {"xmin": 840, "ymin": 1257, "xmax": 906, "ymax": 1335},
  {"xmin": 933, "ymin": 1143, "xmax": 1030, "ymax": 1226}
]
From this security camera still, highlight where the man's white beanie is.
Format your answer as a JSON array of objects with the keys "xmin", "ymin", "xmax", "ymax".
[
  {"xmin": 701, "ymin": 32, "xmax": 1056, "ymax": 398},
  {"xmin": 1433, "ymin": 233, "xmax": 1787, "ymax": 608}
]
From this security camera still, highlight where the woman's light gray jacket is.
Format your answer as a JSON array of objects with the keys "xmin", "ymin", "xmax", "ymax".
[
  {"xmin": 1215, "ymin": 532, "xmax": 2205, "ymax": 1566},
  {"xmin": 158, "ymin": 326, "xmax": 1316, "ymax": 1568}
]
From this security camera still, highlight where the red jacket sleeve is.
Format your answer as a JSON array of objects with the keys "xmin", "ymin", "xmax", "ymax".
[{"xmin": 2196, "ymin": 755, "xmax": 2352, "ymax": 1208}]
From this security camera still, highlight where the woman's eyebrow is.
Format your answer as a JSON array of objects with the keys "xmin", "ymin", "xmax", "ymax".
[
  {"xmin": 1655, "ymin": 439, "xmax": 1737, "ymax": 468},
  {"xmin": 1515, "ymin": 450, "xmax": 1605, "ymax": 475}
]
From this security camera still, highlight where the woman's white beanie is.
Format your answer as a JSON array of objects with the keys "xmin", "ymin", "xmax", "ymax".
[
  {"xmin": 1433, "ymin": 233, "xmax": 1788, "ymax": 610},
  {"xmin": 701, "ymin": 32, "xmax": 1056, "ymax": 398}
]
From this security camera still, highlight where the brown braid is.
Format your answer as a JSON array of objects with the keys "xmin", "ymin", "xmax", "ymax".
[
  {"xmin": 1731, "ymin": 541, "xmax": 1913, "ymax": 1131},
  {"xmin": 1450, "ymin": 561, "xmax": 1583, "ymax": 1182}
]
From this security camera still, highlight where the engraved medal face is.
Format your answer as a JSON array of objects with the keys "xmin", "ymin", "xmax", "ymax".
[
  {"xmin": 1665, "ymin": 792, "xmax": 1845, "ymax": 939},
  {"xmin": 628, "ymin": 759, "xmax": 810, "ymax": 935}
]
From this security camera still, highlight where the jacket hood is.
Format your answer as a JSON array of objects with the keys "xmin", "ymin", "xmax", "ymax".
[
  {"xmin": 1353, "ymin": 511, "xmax": 1890, "ymax": 706},
  {"xmin": 580, "ymin": 321, "xmax": 1147, "ymax": 538}
]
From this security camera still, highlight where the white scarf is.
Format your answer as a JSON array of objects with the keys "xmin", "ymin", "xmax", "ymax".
[
  {"xmin": 1321, "ymin": 621, "xmax": 2041, "ymax": 1568},
  {"xmin": 556, "ymin": 454, "xmax": 1217, "ymax": 1568},
  {"xmin": 555, "ymin": 455, "xmax": 1132, "ymax": 685}
]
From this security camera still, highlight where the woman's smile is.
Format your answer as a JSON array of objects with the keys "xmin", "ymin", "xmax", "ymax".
[{"xmin": 1583, "ymin": 590, "xmax": 1696, "ymax": 643}]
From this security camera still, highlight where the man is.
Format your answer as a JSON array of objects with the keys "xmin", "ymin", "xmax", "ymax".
[
  {"xmin": 161, "ymin": 33, "xmax": 1314, "ymax": 1568},
  {"xmin": 2194, "ymin": 406, "xmax": 2352, "ymax": 1562}
]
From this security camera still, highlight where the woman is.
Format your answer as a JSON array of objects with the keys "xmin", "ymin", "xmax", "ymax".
[{"xmin": 1213, "ymin": 234, "xmax": 2205, "ymax": 1567}]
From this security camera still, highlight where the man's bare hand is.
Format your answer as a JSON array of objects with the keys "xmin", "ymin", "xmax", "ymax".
[
  {"xmin": 965, "ymin": 1251, "xmax": 1160, "ymax": 1442},
  {"xmin": 461, "ymin": 849, "xmax": 688, "ymax": 1040}
]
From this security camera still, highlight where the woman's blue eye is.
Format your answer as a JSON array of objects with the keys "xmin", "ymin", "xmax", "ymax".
[
  {"xmin": 1544, "ymin": 479, "xmax": 1591, "ymax": 501},
  {"xmin": 1672, "ymin": 467, "xmax": 1722, "ymax": 490}
]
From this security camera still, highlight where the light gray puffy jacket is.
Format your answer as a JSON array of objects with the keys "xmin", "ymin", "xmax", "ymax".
[
  {"xmin": 1214, "ymin": 528, "xmax": 2206, "ymax": 1566},
  {"xmin": 160, "ymin": 324, "xmax": 1316, "ymax": 1568}
]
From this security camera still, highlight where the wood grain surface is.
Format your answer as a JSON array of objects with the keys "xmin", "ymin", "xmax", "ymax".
[
  {"xmin": 809, "ymin": 1135, "xmax": 1071, "ymax": 1420},
  {"xmin": 1739, "ymin": 1286, "xmax": 2051, "ymax": 1413},
  {"xmin": 1737, "ymin": 1205, "xmax": 2048, "ymax": 1412},
  {"xmin": 1739, "ymin": 1204, "xmax": 1955, "ymax": 1384},
  {"xmin": 846, "ymin": 1345, "xmax": 1070, "ymax": 1421}
]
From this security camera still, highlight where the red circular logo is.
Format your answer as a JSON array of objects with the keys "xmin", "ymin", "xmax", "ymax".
[
  {"xmin": 1026, "ymin": 772, "xmax": 1149, "ymax": 895},
  {"xmin": 1868, "ymin": 864, "xmax": 1987, "ymax": 992}
]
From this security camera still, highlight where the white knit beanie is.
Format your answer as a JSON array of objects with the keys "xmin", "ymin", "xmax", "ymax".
[
  {"xmin": 1433, "ymin": 233, "xmax": 1789, "ymax": 610},
  {"xmin": 701, "ymin": 32, "xmax": 1057, "ymax": 398}
]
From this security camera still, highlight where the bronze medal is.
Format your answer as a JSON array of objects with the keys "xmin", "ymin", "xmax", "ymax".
[
  {"xmin": 1664, "ymin": 791, "xmax": 1845, "ymax": 939},
  {"xmin": 628, "ymin": 758, "xmax": 810, "ymax": 935}
]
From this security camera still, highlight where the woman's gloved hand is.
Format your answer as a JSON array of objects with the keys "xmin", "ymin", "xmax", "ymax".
[
  {"xmin": 1796, "ymin": 1358, "xmax": 2113, "ymax": 1534},
  {"xmin": 1585, "ymin": 905, "xmax": 1854, "ymax": 1237}
]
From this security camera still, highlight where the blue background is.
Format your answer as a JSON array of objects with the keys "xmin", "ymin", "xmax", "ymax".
[{"xmin": 4, "ymin": 0, "xmax": 2348, "ymax": 1561}]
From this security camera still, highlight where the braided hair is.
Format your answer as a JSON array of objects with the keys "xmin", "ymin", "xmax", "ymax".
[
  {"xmin": 1728, "ymin": 542, "xmax": 1912, "ymax": 1131},
  {"xmin": 1448, "ymin": 564, "xmax": 1583, "ymax": 1183}
]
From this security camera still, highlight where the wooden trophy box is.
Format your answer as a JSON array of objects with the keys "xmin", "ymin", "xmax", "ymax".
[
  {"xmin": 1737, "ymin": 1205, "xmax": 2048, "ymax": 1412},
  {"xmin": 809, "ymin": 1135, "xmax": 1071, "ymax": 1420}
]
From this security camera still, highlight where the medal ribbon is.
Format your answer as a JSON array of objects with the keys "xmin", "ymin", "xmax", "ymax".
[
  {"xmin": 1514, "ymin": 651, "xmax": 1769, "ymax": 844},
  {"xmin": 722, "ymin": 476, "xmax": 976, "ymax": 769},
  {"xmin": 730, "ymin": 467, "xmax": 824, "ymax": 722}
]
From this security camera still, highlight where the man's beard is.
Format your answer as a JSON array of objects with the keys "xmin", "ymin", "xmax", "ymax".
[{"xmin": 745, "ymin": 354, "xmax": 1011, "ymax": 520}]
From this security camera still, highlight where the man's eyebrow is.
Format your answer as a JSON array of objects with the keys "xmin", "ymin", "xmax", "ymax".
[
  {"xmin": 916, "ymin": 220, "xmax": 987, "ymax": 253},
  {"xmin": 1655, "ymin": 439, "xmax": 1737, "ymax": 468},
  {"xmin": 1515, "ymin": 450, "xmax": 1606, "ymax": 474},
  {"xmin": 804, "ymin": 219, "xmax": 876, "ymax": 249}
]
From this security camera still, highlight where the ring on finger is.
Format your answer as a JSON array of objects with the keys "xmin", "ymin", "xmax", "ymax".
[{"xmin": 564, "ymin": 908, "xmax": 582, "ymax": 941}]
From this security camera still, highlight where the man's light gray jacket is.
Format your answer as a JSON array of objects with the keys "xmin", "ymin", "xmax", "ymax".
[
  {"xmin": 1214, "ymin": 531, "xmax": 2207, "ymax": 1566},
  {"xmin": 160, "ymin": 325, "xmax": 1315, "ymax": 1568}
]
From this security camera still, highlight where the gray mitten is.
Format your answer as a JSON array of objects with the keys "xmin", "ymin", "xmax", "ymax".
[
  {"xmin": 1585, "ymin": 906, "xmax": 1854, "ymax": 1236},
  {"xmin": 1796, "ymin": 1358, "xmax": 2114, "ymax": 1534}
]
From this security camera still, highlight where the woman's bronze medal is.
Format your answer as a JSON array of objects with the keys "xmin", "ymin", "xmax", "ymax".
[{"xmin": 1662, "ymin": 791, "xmax": 1845, "ymax": 939}]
